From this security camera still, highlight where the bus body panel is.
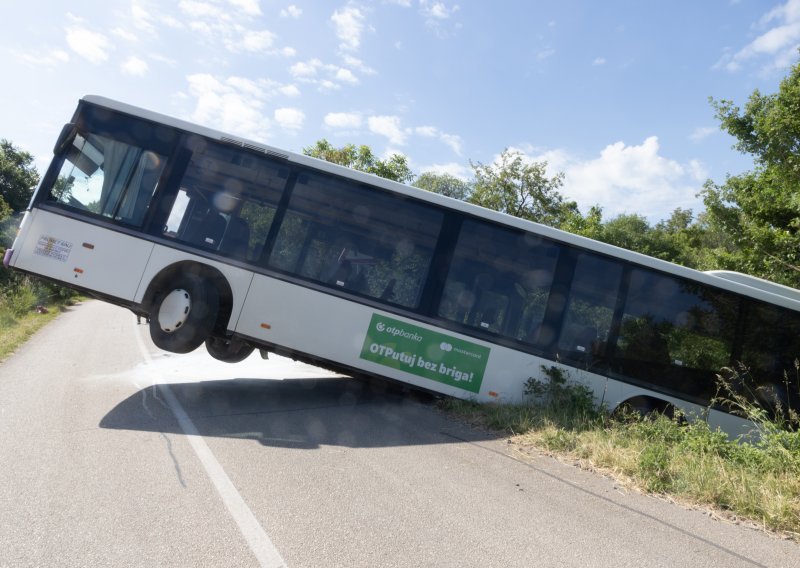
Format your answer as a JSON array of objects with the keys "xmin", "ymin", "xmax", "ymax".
[
  {"xmin": 135, "ymin": 246, "xmax": 255, "ymax": 332},
  {"xmin": 237, "ymin": 274, "xmax": 613, "ymax": 404},
  {"xmin": 10, "ymin": 209, "xmax": 153, "ymax": 301}
]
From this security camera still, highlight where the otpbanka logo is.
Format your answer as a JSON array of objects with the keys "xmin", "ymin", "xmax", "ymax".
[{"xmin": 374, "ymin": 319, "xmax": 423, "ymax": 342}]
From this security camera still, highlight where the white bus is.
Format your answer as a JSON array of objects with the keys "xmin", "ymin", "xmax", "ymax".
[{"xmin": 5, "ymin": 95, "xmax": 799, "ymax": 433}]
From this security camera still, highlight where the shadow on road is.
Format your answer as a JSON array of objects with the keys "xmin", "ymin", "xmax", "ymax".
[{"xmin": 100, "ymin": 375, "xmax": 498, "ymax": 450}]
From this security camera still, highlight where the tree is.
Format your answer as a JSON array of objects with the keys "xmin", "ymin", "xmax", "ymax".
[
  {"xmin": 413, "ymin": 171, "xmax": 472, "ymax": 200},
  {"xmin": 0, "ymin": 195, "xmax": 10, "ymax": 225},
  {"xmin": 0, "ymin": 140, "xmax": 39, "ymax": 213},
  {"xmin": 468, "ymin": 148, "xmax": 575, "ymax": 228},
  {"xmin": 303, "ymin": 139, "xmax": 415, "ymax": 184},
  {"xmin": 702, "ymin": 57, "xmax": 800, "ymax": 287}
]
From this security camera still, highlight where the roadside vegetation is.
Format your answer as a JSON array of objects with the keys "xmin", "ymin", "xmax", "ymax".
[
  {"xmin": 443, "ymin": 365, "xmax": 800, "ymax": 540},
  {"xmin": 0, "ymin": 141, "xmax": 78, "ymax": 362}
]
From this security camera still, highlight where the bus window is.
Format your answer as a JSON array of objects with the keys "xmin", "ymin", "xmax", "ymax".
[
  {"xmin": 556, "ymin": 253, "xmax": 623, "ymax": 368},
  {"xmin": 438, "ymin": 220, "xmax": 559, "ymax": 341},
  {"xmin": 162, "ymin": 142, "xmax": 288, "ymax": 262},
  {"xmin": 614, "ymin": 269, "xmax": 739, "ymax": 404},
  {"xmin": 49, "ymin": 132, "xmax": 167, "ymax": 227},
  {"xmin": 737, "ymin": 303, "xmax": 800, "ymax": 410},
  {"xmin": 268, "ymin": 172, "xmax": 443, "ymax": 309}
]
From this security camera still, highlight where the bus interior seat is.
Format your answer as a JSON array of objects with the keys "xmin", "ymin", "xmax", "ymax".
[
  {"xmin": 219, "ymin": 216, "xmax": 250, "ymax": 258},
  {"xmin": 188, "ymin": 210, "xmax": 226, "ymax": 248}
]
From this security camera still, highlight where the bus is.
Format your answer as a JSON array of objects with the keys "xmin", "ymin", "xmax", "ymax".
[{"xmin": 5, "ymin": 95, "xmax": 799, "ymax": 434}]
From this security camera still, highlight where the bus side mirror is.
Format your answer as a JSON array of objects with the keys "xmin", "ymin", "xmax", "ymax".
[{"xmin": 54, "ymin": 123, "xmax": 77, "ymax": 155}]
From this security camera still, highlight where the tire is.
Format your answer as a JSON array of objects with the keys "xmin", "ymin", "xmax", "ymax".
[
  {"xmin": 149, "ymin": 273, "xmax": 218, "ymax": 354},
  {"xmin": 206, "ymin": 336, "xmax": 255, "ymax": 363}
]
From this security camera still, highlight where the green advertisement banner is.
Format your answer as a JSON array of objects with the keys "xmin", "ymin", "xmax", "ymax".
[{"xmin": 359, "ymin": 313, "xmax": 490, "ymax": 393}]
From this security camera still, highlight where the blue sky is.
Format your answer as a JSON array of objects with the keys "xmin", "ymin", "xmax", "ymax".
[{"xmin": 2, "ymin": 1, "xmax": 800, "ymax": 223}]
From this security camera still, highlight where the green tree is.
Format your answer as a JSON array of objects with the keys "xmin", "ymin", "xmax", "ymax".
[
  {"xmin": 560, "ymin": 204, "xmax": 604, "ymax": 241},
  {"xmin": 413, "ymin": 171, "xmax": 472, "ymax": 200},
  {"xmin": 468, "ymin": 148, "xmax": 575, "ymax": 228},
  {"xmin": 0, "ymin": 140, "xmax": 40, "ymax": 213},
  {"xmin": 702, "ymin": 57, "xmax": 800, "ymax": 287},
  {"xmin": 0, "ymin": 195, "xmax": 11, "ymax": 225},
  {"xmin": 303, "ymin": 139, "xmax": 415, "ymax": 184}
]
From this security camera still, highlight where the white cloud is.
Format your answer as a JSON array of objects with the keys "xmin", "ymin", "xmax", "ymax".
[
  {"xmin": 414, "ymin": 126, "xmax": 462, "ymax": 155},
  {"xmin": 280, "ymin": 5, "xmax": 302, "ymax": 18},
  {"xmin": 516, "ymin": 138, "xmax": 704, "ymax": 221},
  {"xmin": 65, "ymin": 26, "xmax": 113, "ymax": 64},
  {"xmin": 131, "ymin": 0, "xmax": 157, "ymax": 33},
  {"xmin": 112, "ymin": 27, "xmax": 138, "ymax": 41},
  {"xmin": 419, "ymin": 162, "xmax": 470, "ymax": 180},
  {"xmin": 226, "ymin": 28, "xmax": 276, "ymax": 52},
  {"xmin": 592, "ymin": 57, "xmax": 606, "ymax": 66},
  {"xmin": 121, "ymin": 56, "xmax": 149, "ymax": 76},
  {"xmin": 325, "ymin": 112, "xmax": 363, "ymax": 128},
  {"xmin": 331, "ymin": 6, "xmax": 366, "ymax": 51},
  {"xmin": 341, "ymin": 54, "xmax": 377, "ymax": 75},
  {"xmin": 368, "ymin": 115, "xmax": 408, "ymax": 145},
  {"xmin": 179, "ymin": 0, "xmax": 225, "ymax": 20},
  {"xmin": 228, "ymin": 0, "xmax": 261, "ymax": 16},
  {"xmin": 319, "ymin": 79, "xmax": 340, "ymax": 91},
  {"xmin": 717, "ymin": 0, "xmax": 800, "ymax": 72},
  {"xmin": 185, "ymin": 73, "xmax": 272, "ymax": 141},
  {"xmin": 289, "ymin": 58, "xmax": 363, "ymax": 90},
  {"xmin": 439, "ymin": 133, "xmax": 463, "ymax": 155},
  {"xmin": 279, "ymin": 84, "xmax": 301, "ymax": 97},
  {"xmin": 13, "ymin": 48, "xmax": 70, "ymax": 67},
  {"xmin": 274, "ymin": 107, "xmax": 305, "ymax": 131},
  {"xmin": 335, "ymin": 68, "xmax": 359, "ymax": 84},
  {"xmin": 290, "ymin": 58, "xmax": 322, "ymax": 77},
  {"xmin": 421, "ymin": 1, "xmax": 459, "ymax": 20},
  {"xmin": 689, "ymin": 126, "xmax": 717, "ymax": 142},
  {"xmin": 419, "ymin": 0, "xmax": 461, "ymax": 34},
  {"xmin": 534, "ymin": 47, "xmax": 556, "ymax": 61}
]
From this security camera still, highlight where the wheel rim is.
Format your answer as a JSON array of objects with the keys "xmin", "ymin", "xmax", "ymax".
[{"xmin": 157, "ymin": 288, "xmax": 191, "ymax": 333}]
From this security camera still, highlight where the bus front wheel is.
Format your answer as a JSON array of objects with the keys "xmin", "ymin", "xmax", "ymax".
[
  {"xmin": 206, "ymin": 336, "xmax": 255, "ymax": 363},
  {"xmin": 149, "ymin": 274, "xmax": 218, "ymax": 353}
]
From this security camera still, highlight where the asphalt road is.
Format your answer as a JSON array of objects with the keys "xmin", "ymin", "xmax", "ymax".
[{"xmin": 0, "ymin": 300, "xmax": 797, "ymax": 567}]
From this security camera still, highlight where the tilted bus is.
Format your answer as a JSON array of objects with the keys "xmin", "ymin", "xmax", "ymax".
[{"xmin": 5, "ymin": 96, "xmax": 799, "ymax": 435}]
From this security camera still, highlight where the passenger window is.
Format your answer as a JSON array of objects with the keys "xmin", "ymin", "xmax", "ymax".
[
  {"xmin": 162, "ymin": 142, "xmax": 288, "ymax": 262},
  {"xmin": 268, "ymin": 173, "xmax": 443, "ymax": 309},
  {"xmin": 614, "ymin": 268, "xmax": 738, "ymax": 403},
  {"xmin": 556, "ymin": 253, "xmax": 623, "ymax": 368},
  {"xmin": 737, "ymin": 303, "xmax": 800, "ymax": 409},
  {"xmin": 438, "ymin": 220, "xmax": 559, "ymax": 341}
]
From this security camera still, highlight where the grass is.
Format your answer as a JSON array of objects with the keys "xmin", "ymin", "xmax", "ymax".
[
  {"xmin": 0, "ymin": 302, "xmax": 66, "ymax": 362},
  {"xmin": 0, "ymin": 275, "xmax": 80, "ymax": 362},
  {"xmin": 443, "ymin": 365, "xmax": 800, "ymax": 540}
]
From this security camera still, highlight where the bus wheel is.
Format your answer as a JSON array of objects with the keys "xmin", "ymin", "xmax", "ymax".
[
  {"xmin": 149, "ymin": 274, "xmax": 218, "ymax": 353},
  {"xmin": 206, "ymin": 336, "xmax": 254, "ymax": 363}
]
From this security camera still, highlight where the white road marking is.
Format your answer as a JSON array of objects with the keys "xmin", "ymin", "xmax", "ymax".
[{"xmin": 132, "ymin": 321, "xmax": 287, "ymax": 568}]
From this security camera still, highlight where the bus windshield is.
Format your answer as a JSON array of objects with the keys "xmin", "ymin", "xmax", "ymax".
[{"xmin": 49, "ymin": 131, "xmax": 167, "ymax": 227}]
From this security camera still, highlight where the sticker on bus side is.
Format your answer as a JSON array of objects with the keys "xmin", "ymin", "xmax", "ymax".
[
  {"xmin": 33, "ymin": 235, "xmax": 73, "ymax": 263},
  {"xmin": 359, "ymin": 313, "xmax": 490, "ymax": 394}
]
